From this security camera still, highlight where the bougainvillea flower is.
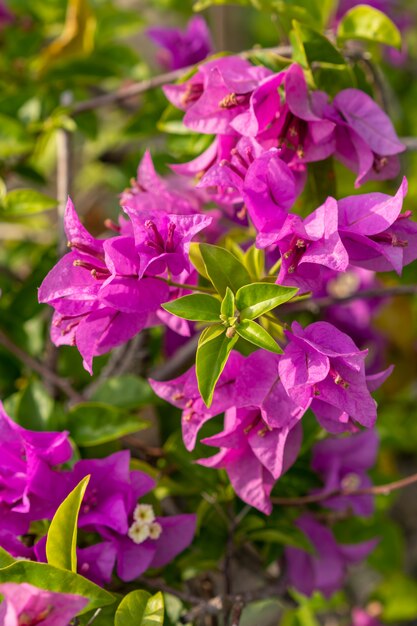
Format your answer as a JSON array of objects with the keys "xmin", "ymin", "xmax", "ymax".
[
  {"xmin": 0, "ymin": 583, "xmax": 88, "ymax": 626},
  {"xmin": 196, "ymin": 350, "xmax": 306, "ymax": 514},
  {"xmin": 0, "ymin": 403, "xmax": 71, "ymax": 523},
  {"xmin": 120, "ymin": 150, "xmax": 202, "ymax": 215},
  {"xmin": 199, "ymin": 406, "xmax": 302, "ymax": 514},
  {"xmin": 279, "ymin": 322, "xmax": 384, "ymax": 432},
  {"xmin": 232, "ymin": 64, "xmax": 335, "ymax": 164},
  {"xmin": 267, "ymin": 197, "xmax": 349, "ymax": 293},
  {"xmin": 0, "ymin": 2, "xmax": 13, "ymax": 26},
  {"xmin": 100, "ymin": 509, "xmax": 196, "ymax": 582},
  {"xmin": 338, "ymin": 178, "xmax": 417, "ymax": 274},
  {"xmin": 199, "ymin": 140, "xmax": 298, "ymax": 233},
  {"xmin": 124, "ymin": 209, "xmax": 212, "ymax": 278},
  {"xmin": 325, "ymin": 89, "xmax": 405, "ymax": 187},
  {"xmin": 147, "ymin": 16, "xmax": 212, "ymax": 70},
  {"xmin": 150, "ymin": 352, "xmax": 244, "ymax": 451},
  {"xmin": 66, "ymin": 451, "xmax": 155, "ymax": 535},
  {"xmin": 163, "ymin": 56, "xmax": 270, "ymax": 135},
  {"xmin": 311, "ymin": 429, "xmax": 379, "ymax": 516},
  {"xmin": 39, "ymin": 197, "xmax": 170, "ymax": 373},
  {"xmin": 285, "ymin": 515, "xmax": 377, "ymax": 597}
]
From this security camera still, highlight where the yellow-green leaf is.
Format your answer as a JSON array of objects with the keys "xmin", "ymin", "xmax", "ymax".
[{"xmin": 46, "ymin": 475, "xmax": 90, "ymax": 572}]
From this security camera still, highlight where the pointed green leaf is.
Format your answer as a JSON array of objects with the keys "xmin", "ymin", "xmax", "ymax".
[
  {"xmin": 115, "ymin": 590, "xmax": 164, "ymax": 626},
  {"xmin": 236, "ymin": 319, "xmax": 282, "ymax": 354},
  {"xmin": 337, "ymin": 5, "xmax": 402, "ymax": 49},
  {"xmin": 162, "ymin": 294, "xmax": 221, "ymax": 322},
  {"xmin": 0, "ymin": 561, "xmax": 114, "ymax": 613},
  {"xmin": 46, "ymin": 475, "xmax": 90, "ymax": 572},
  {"xmin": 243, "ymin": 245, "xmax": 265, "ymax": 280},
  {"xmin": 221, "ymin": 287, "xmax": 235, "ymax": 319},
  {"xmin": 292, "ymin": 21, "xmax": 346, "ymax": 67},
  {"xmin": 0, "ymin": 547, "xmax": 15, "ymax": 568},
  {"xmin": 189, "ymin": 242, "xmax": 210, "ymax": 280},
  {"xmin": 198, "ymin": 243, "xmax": 251, "ymax": 297},
  {"xmin": 196, "ymin": 327, "xmax": 238, "ymax": 407},
  {"xmin": 236, "ymin": 283, "xmax": 298, "ymax": 320}
]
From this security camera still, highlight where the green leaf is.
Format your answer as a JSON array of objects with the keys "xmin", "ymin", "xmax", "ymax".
[
  {"xmin": 68, "ymin": 402, "xmax": 148, "ymax": 447},
  {"xmin": 337, "ymin": 5, "xmax": 402, "ymax": 49},
  {"xmin": 162, "ymin": 294, "xmax": 221, "ymax": 322},
  {"xmin": 198, "ymin": 243, "xmax": 251, "ymax": 297},
  {"xmin": 0, "ymin": 113, "xmax": 33, "ymax": 159},
  {"xmin": 0, "ymin": 547, "xmax": 15, "ymax": 568},
  {"xmin": 115, "ymin": 590, "xmax": 164, "ymax": 626},
  {"xmin": 221, "ymin": 287, "xmax": 235, "ymax": 319},
  {"xmin": 196, "ymin": 326, "xmax": 238, "ymax": 407},
  {"xmin": 374, "ymin": 573, "xmax": 417, "ymax": 621},
  {"xmin": 236, "ymin": 283, "xmax": 298, "ymax": 320},
  {"xmin": 248, "ymin": 527, "xmax": 314, "ymax": 553},
  {"xmin": 90, "ymin": 375, "xmax": 153, "ymax": 409},
  {"xmin": 46, "ymin": 475, "xmax": 90, "ymax": 572},
  {"xmin": 13, "ymin": 380, "xmax": 54, "ymax": 430},
  {"xmin": 0, "ymin": 561, "xmax": 114, "ymax": 614},
  {"xmin": 1, "ymin": 189, "xmax": 56, "ymax": 215},
  {"xmin": 292, "ymin": 21, "xmax": 346, "ymax": 68},
  {"xmin": 236, "ymin": 320, "xmax": 282, "ymax": 354}
]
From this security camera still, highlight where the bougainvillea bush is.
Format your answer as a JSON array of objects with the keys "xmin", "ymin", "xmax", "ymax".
[{"xmin": 1, "ymin": 0, "xmax": 417, "ymax": 624}]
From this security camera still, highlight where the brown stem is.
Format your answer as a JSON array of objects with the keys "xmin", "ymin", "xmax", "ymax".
[
  {"xmin": 280, "ymin": 284, "xmax": 417, "ymax": 314},
  {"xmin": 0, "ymin": 328, "xmax": 82, "ymax": 403},
  {"xmin": 57, "ymin": 91, "xmax": 73, "ymax": 256},
  {"xmin": 229, "ymin": 598, "xmax": 245, "ymax": 626},
  {"xmin": 272, "ymin": 471, "xmax": 417, "ymax": 506}
]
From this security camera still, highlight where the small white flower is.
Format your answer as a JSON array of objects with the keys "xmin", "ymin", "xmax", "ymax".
[
  {"xmin": 149, "ymin": 522, "xmax": 163, "ymax": 540},
  {"xmin": 133, "ymin": 503, "xmax": 155, "ymax": 524},
  {"xmin": 128, "ymin": 521, "xmax": 151, "ymax": 545}
]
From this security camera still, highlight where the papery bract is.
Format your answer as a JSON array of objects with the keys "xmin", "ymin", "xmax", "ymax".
[
  {"xmin": 326, "ymin": 89, "xmax": 405, "ymax": 187},
  {"xmin": 279, "ymin": 321, "xmax": 384, "ymax": 433},
  {"xmin": 0, "ymin": 583, "xmax": 88, "ymax": 626},
  {"xmin": 150, "ymin": 351, "xmax": 244, "ymax": 451},
  {"xmin": 285, "ymin": 515, "xmax": 377, "ymax": 597},
  {"xmin": 312, "ymin": 429, "xmax": 379, "ymax": 516},
  {"xmin": 147, "ymin": 16, "xmax": 212, "ymax": 70},
  {"xmin": 163, "ymin": 56, "xmax": 270, "ymax": 135},
  {"xmin": 338, "ymin": 178, "xmax": 417, "ymax": 274}
]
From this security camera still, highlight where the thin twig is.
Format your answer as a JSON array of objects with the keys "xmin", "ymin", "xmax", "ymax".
[
  {"xmin": 230, "ymin": 597, "xmax": 245, "ymax": 626},
  {"xmin": 402, "ymin": 137, "xmax": 417, "ymax": 150},
  {"xmin": 280, "ymin": 284, "xmax": 417, "ymax": 314},
  {"xmin": 0, "ymin": 328, "xmax": 82, "ymax": 403},
  {"xmin": 272, "ymin": 471, "xmax": 417, "ymax": 506},
  {"xmin": 71, "ymin": 46, "xmax": 292, "ymax": 115}
]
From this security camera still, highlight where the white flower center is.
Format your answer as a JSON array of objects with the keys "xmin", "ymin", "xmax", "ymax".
[
  {"xmin": 127, "ymin": 503, "xmax": 163, "ymax": 544},
  {"xmin": 133, "ymin": 503, "xmax": 155, "ymax": 524}
]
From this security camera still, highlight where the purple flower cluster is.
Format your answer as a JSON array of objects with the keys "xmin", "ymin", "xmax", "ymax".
[
  {"xmin": 35, "ymin": 52, "xmax": 417, "ymax": 603},
  {"xmin": 39, "ymin": 153, "xmax": 212, "ymax": 373},
  {"xmin": 0, "ymin": 407, "xmax": 195, "ymax": 585},
  {"xmin": 152, "ymin": 321, "xmax": 389, "ymax": 516},
  {"xmin": 165, "ymin": 58, "xmax": 404, "ymax": 196}
]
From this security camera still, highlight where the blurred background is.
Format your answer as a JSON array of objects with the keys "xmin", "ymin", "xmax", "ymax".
[{"xmin": 1, "ymin": 1, "xmax": 417, "ymax": 624}]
